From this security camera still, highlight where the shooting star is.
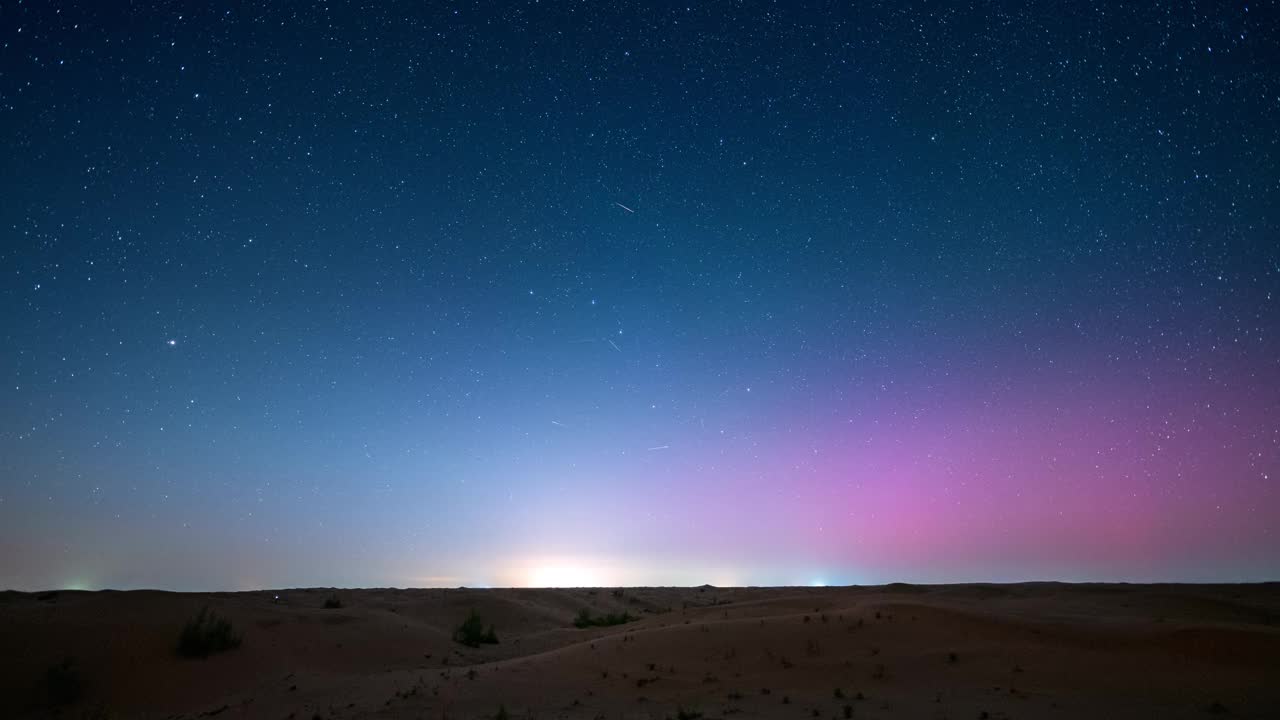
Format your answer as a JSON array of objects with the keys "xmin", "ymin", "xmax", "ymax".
[
  {"xmin": 607, "ymin": 338, "xmax": 622, "ymax": 353},
  {"xmin": 647, "ymin": 445, "xmax": 670, "ymax": 451},
  {"xmin": 614, "ymin": 201, "xmax": 635, "ymax": 213}
]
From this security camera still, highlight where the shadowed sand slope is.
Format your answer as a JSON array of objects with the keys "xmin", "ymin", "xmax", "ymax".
[{"xmin": 2, "ymin": 583, "xmax": 1278, "ymax": 719}]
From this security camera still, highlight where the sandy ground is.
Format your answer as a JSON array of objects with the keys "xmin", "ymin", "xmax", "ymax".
[{"xmin": 2, "ymin": 583, "xmax": 1278, "ymax": 719}]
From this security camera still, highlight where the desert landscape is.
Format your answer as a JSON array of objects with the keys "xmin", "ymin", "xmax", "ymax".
[
  {"xmin": 4, "ymin": 583, "xmax": 1278, "ymax": 719},
  {"xmin": 4, "ymin": 4, "xmax": 1279, "ymax": 720}
]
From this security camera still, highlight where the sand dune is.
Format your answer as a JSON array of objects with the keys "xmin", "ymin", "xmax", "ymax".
[{"xmin": 3, "ymin": 583, "xmax": 1278, "ymax": 719}]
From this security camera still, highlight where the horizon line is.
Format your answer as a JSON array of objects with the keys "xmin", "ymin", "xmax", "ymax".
[{"xmin": 9, "ymin": 578, "xmax": 1279, "ymax": 594}]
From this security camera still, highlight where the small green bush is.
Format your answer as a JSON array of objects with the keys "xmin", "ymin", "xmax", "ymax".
[
  {"xmin": 323, "ymin": 594, "xmax": 343, "ymax": 609},
  {"xmin": 573, "ymin": 608, "xmax": 636, "ymax": 628},
  {"xmin": 453, "ymin": 609, "xmax": 499, "ymax": 647},
  {"xmin": 177, "ymin": 606, "xmax": 242, "ymax": 658}
]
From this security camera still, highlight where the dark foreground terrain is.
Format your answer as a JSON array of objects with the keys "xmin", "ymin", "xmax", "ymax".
[{"xmin": 3, "ymin": 583, "xmax": 1278, "ymax": 719}]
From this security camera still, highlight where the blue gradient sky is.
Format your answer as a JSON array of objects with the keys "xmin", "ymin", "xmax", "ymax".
[{"xmin": 2, "ymin": 1, "xmax": 1277, "ymax": 590}]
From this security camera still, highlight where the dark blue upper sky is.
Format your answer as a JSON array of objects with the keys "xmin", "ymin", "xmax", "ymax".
[{"xmin": 2, "ymin": 1, "xmax": 1277, "ymax": 590}]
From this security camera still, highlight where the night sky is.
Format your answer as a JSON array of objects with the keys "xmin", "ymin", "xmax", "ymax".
[{"xmin": 2, "ymin": 2, "xmax": 1278, "ymax": 591}]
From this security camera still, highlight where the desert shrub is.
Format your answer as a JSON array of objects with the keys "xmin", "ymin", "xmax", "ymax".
[
  {"xmin": 323, "ymin": 594, "xmax": 343, "ymax": 609},
  {"xmin": 573, "ymin": 608, "xmax": 636, "ymax": 628},
  {"xmin": 494, "ymin": 705, "xmax": 510, "ymax": 720},
  {"xmin": 453, "ymin": 609, "xmax": 499, "ymax": 647},
  {"xmin": 46, "ymin": 657, "xmax": 83, "ymax": 705},
  {"xmin": 673, "ymin": 707, "xmax": 703, "ymax": 720},
  {"xmin": 177, "ymin": 606, "xmax": 242, "ymax": 658}
]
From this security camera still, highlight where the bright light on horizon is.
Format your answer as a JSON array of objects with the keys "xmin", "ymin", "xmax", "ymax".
[{"xmin": 524, "ymin": 564, "xmax": 610, "ymax": 588}]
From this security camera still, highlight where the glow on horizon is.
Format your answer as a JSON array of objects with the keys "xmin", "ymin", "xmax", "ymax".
[
  {"xmin": 491, "ymin": 557, "xmax": 762, "ymax": 588},
  {"xmin": 524, "ymin": 564, "xmax": 611, "ymax": 588}
]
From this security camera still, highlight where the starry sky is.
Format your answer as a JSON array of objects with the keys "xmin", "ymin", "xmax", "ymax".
[{"xmin": 2, "ymin": 2, "xmax": 1278, "ymax": 591}]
